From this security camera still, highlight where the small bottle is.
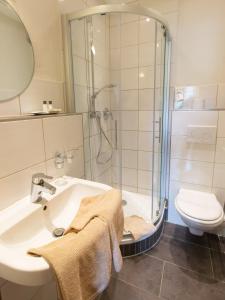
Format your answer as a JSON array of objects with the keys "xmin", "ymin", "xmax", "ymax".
[
  {"xmin": 42, "ymin": 101, "xmax": 48, "ymax": 113},
  {"xmin": 48, "ymin": 101, "xmax": 53, "ymax": 111}
]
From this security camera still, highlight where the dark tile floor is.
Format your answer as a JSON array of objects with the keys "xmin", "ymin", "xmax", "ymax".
[{"xmin": 99, "ymin": 222, "xmax": 225, "ymax": 300}]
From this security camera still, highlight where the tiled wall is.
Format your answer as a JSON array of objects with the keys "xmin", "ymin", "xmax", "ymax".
[
  {"xmin": 140, "ymin": 0, "xmax": 225, "ymax": 226},
  {"xmin": 109, "ymin": 14, "xmax": 165, "ymax": 196},
  {"xmin": 0, "ymin": 0, "xmax": 65, "ymax": 117},
  {"xmin": 0, "ymin": 113, "xmax": 84, "ymax": 299},
  {"xmin": 70, "ymin": 12, "xmax": 113, "ymax": 186}
]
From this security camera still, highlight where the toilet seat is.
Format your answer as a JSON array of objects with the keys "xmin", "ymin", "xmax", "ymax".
[{"xmin": 175, "ymin": 189, "xmax": 223, "ymax": 223}]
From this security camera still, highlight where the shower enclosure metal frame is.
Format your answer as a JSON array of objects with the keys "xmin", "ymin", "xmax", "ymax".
[{"xmin": 62, "ymin": 3, "xmax": 172, "ymax": 225}]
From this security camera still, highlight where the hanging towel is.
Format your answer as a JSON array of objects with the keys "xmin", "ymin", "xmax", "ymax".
[
  {"xmin": 67, "ymin": 188, "xmax": 124, "ymax": 272},
  {"xmin": 124, "ymin": 215, "xmax": 156, "ymax": 241},
  {"xmin": 28, "ymin": 188, "xmax": 124, "ymax": 300}
]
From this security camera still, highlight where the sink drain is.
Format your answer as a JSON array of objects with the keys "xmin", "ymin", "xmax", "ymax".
[{"xmin": 53, "ymin": 228, "xmax": 65, "ymax": 237}]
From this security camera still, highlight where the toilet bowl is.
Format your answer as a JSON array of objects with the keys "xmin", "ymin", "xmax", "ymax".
[{"xmin": 175, "ymin": 189, "xmax": 224, "ymax": 236}]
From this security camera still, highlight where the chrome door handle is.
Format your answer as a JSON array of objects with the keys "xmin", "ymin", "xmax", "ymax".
[{"xmin": 155, "ymin": 117, "xmax": 162, "ymax": 144}]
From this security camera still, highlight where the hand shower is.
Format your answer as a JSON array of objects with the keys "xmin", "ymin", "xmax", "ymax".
[{"xmin": 89, "ymin": 84, "xmax": 116, "ymax": 164}]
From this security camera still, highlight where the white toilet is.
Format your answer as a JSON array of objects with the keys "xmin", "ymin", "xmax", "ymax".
[{"xmin": 175, "ymin": 189, "xmax": 224, "ymax": 236}]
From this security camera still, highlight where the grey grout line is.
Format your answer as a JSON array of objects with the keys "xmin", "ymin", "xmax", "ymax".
[
  {"xmin": 209, "ymin": 249, "xmax": 215, "ymax": 279},
  {"xmin": 146, "ymin": 252, "xmax": 214, "ymax": 279},
  {"xmin": 162, "ymin": 233, "xmax": 213, "ymax": 250},
  {"xmin": 114, "ymin": 277, "xmax": 161, "ymax": 298},
  {"xmin": 159, "ymin": 261, "xmax": 165, "ymax": 298}
]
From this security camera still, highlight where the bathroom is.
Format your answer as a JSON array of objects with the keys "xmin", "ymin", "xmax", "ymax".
[{"xmin": 0, "ymin": 0, "xmax": 225, "ymax": 299}]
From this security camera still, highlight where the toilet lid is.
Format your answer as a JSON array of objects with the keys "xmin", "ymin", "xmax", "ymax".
[{"xmin": 176, "ymin": 189, "xmax": 223, "ymax": 221}]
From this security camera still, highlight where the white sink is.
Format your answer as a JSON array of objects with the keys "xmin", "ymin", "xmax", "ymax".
[{"xmin": 0, "ymin": 177, "xmax": 111, "ymax": 286}]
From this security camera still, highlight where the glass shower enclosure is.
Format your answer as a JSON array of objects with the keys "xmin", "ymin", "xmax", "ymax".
[{"xmin": 63, "ymin": 4, "xmax": 171, "ymax": 227}]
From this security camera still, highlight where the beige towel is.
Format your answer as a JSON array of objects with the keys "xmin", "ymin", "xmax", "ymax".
[
  {"xmin": 124, "ymin": 215, "xmax": 156, "ymax": 241},
  {"xmin": 67, "ymin": 189, "xmax": 124, "ymax": 272},
  {"xmin": 29, "ymin": 188, "xmax": 124, "ymax": 300},
  {"xmin": 29, "ymin": 219, "xmax": 112, "ymax": 300}
]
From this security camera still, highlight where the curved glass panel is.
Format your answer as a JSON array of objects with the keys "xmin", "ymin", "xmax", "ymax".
[{"xmin": 69, "ymin": 8, "xmax": 170, "ymax": 226}]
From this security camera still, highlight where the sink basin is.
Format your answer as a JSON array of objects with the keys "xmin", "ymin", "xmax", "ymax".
[{"xmin": 0, "ymin": 177, "xmax": 111, "ymax": 286}]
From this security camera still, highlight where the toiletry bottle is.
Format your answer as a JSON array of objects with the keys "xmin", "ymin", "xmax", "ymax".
[
  {"xmin": 48, "ymin": 101, "xmax": 53, "ymax": 111},
  {"xmin": 42, "ymin": 101, "xmax": 48, "ymax": 113}
]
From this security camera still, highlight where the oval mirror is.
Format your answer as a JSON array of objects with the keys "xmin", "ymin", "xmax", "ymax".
[{"xmin": 0, "ymin": 0, "xmax": 34, "ymax": 101}]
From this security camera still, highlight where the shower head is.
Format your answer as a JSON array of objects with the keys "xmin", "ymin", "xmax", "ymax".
[
  {"xmin": 90, "ymin": 84, "xmax": 116, "ymax": 116},
  {"xmin": 92, "ymin": 84, "xmax": 116, "ymax": 100}
]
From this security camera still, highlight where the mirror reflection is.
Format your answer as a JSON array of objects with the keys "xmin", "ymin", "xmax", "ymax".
[{"xmin": 0, "ymin": 0, "xmax": 34, "ymax": 101}]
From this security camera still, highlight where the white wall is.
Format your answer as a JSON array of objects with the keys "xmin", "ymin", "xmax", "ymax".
[
  {"xmin": 140, "ymin": 0, "xmax": 225, "ymax": 226},
  {"xmin": 0, "ymin": 114, "xmax": 84, "ymax": 299}
]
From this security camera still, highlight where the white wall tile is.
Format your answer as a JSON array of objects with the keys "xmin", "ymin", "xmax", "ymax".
[
  {"xmin": 174, "ymin": 85, "xmax": 217, "ymax": 110},
  {"xmin": 170, "ymin": 158, "xmax": 213, "ymax": 186},
  {"xmin": 139, "ymin": 111, "xmax": 154, "ymax": 131},
  {"xmin": 217, "ymin": 111, "xmax": 225, "ymax": 137},
  {"xmin": 73, "ymin": 56, "xmax": 87, "ymax": 86},
  {"xmin": 172, "ymin": 111, "xmax": 218, "ymax": 136},
  {"xmin": 139, "ymin": 89, "xmax": 154, "ymax": 110},
  {"xmin": 74, "ymin": 85, "xmax": 88, "ymax": 113},
  {"xmin": 215, "ymin": 138, "xmax": 225, "ymax": 163},
  {"xmin": 121, "ymin": 46, "xmax": 138, "ymax": 69},
  {"xmin": 43, "ymin": 115, "xmax": 83, "ymax": 159},
  {"xmin": 122, "ymin": 167, "xmax": 137, "ymax": 187},
  {"xmin": 121, "ymin": 130, "xmax": 138, "ymax": 150},
  {"xmin": 120, "ymin": 90, "xmax": 138, "ymax": 110},
  {"xmin": 121, "ymin": 68, "xmax": 138, "ymax": 90},
  {"xmin": 138, "ymin": 131, "xmax": 153, "ymax": 151},
  {"xmin": 46, "ymin": 147, "xmax": 84, "ymax": 179},
  {"xmin": 110, "ymin": 26, "xmax": 120, "ymax": 49},
  {"xmin": 0, "ymin": 163, "xmax": 46, "ymax": 211},
  {"xmin": 122, "ymin": 150, "xmax": 137, "ymax": 169},
  {"xmin": 138, "ymin": 151, "xmax": 152, "ymax": 171},
  {"xmin": 139, "ymin": 66, "xmax": 154, "ymax": 89},
  {"xmin": 171, "ymin": 135, "xmax": 215, "ymax": 162},
  {"xmin": 0, "ymin": 98, "xmax": 20, "ymax": 117},
  {"xmin": 122, "ymin": 185, "xmax": 138, "ymax": 193},
  {"xmin": 213, "ymin": 163, "xmax": 225, "ymax": 189},
  {"xmin": 139, "ymin": 43, "xmax": 155, "ymax": 67},
  {"xmin": 110, "ymin": 49, "xmax": 121, "ymax": 70},
  {"xmin": 139, "ymin": 18, "xmax": 155, "ymax": 44},
  {"xmin": 217, "ymin": 84, "xmax": 225, "ymax": 109},
  {"xmin": 110, "ymin": 13, "xmax": 121, "ymax": 27},
  {"xmin": 121, "ymin": 111, "xmax": 138, "ymax": 130},
  {"xmin": 0, "ymin": 119, "xmax": 45, "ymax": 178},
  {"xmin": 138, "ymin": 170, "xmax": 152, "ymax": 189},
  {"xmin": 121, "ymin": 21, "xmax": 138, "ymax": 47}
]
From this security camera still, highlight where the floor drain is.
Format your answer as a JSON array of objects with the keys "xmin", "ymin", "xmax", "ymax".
[{"xmin": 53, "ymin": 228, "xmax": 65, "ymax": 237}]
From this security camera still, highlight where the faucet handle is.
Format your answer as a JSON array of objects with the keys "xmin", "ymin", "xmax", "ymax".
[{"xmin": 32, "ymin": 173, "xmax": 53, "ymax": 184}]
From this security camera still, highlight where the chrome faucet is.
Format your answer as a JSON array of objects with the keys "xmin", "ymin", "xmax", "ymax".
[{"xmin": 31, "ymin": 173, "xmax": 56, "ymax": 203}]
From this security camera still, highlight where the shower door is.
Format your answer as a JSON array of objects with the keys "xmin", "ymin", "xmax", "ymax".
[
  {"xmin": 67, "ymin": 8, "xmax": 171, "ymax": 224},
  {"xmin": 152, "ymin": 23, "xmax": 167, "ymax": 222}
]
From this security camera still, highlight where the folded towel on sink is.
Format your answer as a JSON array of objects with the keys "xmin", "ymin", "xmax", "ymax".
[
  {"xmin": 66, "ymin": 188, "xmax": 124, "ymax": 272},
  {"xmin": 28, "ymin": 188, "xmax": 124, "ymax": 300},
  {"xmin": 124, "ymin": 215, "xmax": 156, "ymax": 241}
]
